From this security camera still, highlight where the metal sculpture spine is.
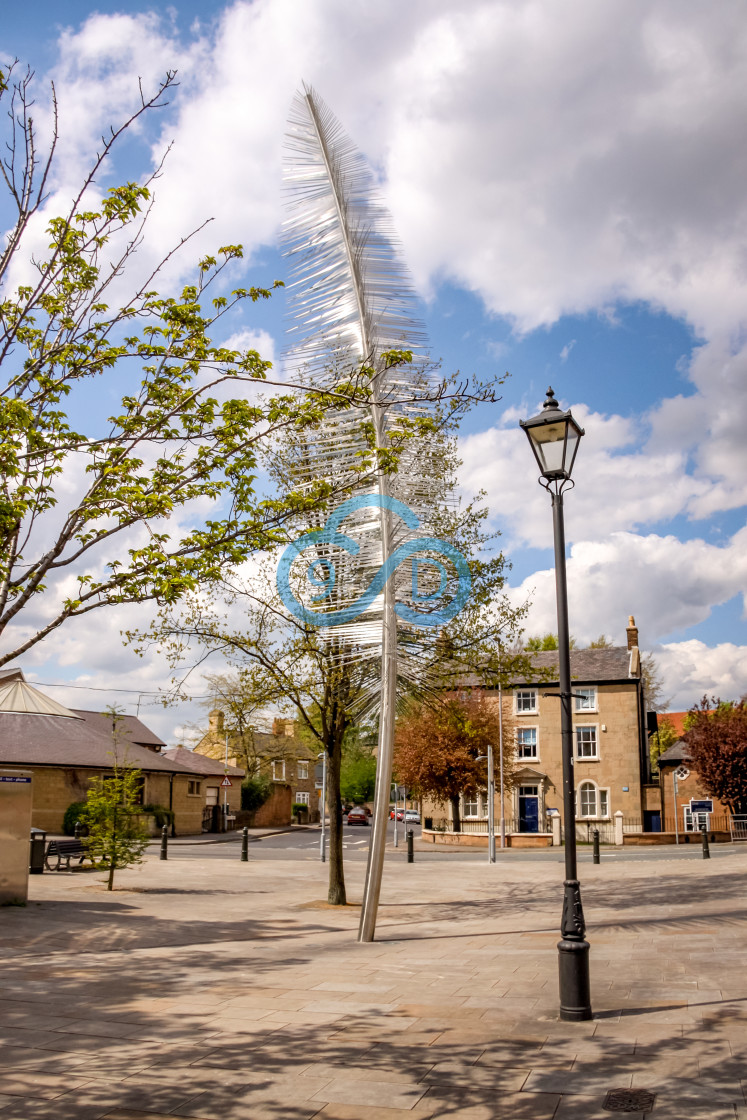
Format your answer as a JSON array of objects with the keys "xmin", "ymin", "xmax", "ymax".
[{"xmin": 282, "ymin": 85, "xmax": 427, "ymax": 940}]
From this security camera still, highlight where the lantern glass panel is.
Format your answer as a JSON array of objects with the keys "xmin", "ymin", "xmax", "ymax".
[{"xmin": 531, "ymin": 421, "xmax": 568, "ymax": 475}]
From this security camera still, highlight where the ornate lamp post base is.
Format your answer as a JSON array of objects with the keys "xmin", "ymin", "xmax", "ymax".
[{"xmin": 558, "ymin": 877, "xmax": 592, "ymax": 1020}]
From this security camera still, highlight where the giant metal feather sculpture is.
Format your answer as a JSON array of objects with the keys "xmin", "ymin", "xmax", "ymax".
[{"xmin": 281, "ymin": 85, "xmax": 438, "ymax": 940}]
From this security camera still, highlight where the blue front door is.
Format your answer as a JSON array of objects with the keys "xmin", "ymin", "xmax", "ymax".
[{"xmin": 519, "ymin": 785, "xmax": 539, "ymax": 833}]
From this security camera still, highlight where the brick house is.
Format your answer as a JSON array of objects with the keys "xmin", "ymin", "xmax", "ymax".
[
  {"xmin": 422, "ymin": 616, "xmax": 658, "ymax": 841},
  {"xmin": 657, "ymin": 730, "xmax": 733, "ymax": 835},
  {"xmin": 193, "ymin": 712, "xmax": 319, "ymax": 823},
  {"xmin": 0, "ymin": 669, "xmax": 202, "ymax": 834}
]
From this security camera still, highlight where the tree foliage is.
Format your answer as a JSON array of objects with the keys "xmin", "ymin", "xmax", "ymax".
[
  {"xmin": 683, "ymin": 697, "xmax": 747, "ymax": 815},
  {"xmin": 649, "ymin": 714, "xmax": 678, "ymax": 775},
  {"xmin": 340, "ymin": 732, "xmax": 377, "ymax": 805},
  {"xmin": 525, "ymin": 633, "xmax": 576, "ymax": 651},
  {"xmin": 393, "ymin": 692, "xmax": 515, "ymax": 832},
  {"xmin": 0, "ymin": 64, "xmax": 363, "ymax": 667}
]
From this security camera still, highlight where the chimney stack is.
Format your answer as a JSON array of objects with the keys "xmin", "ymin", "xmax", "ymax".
[{"xmin": 626, "ymin": 615, "xmax": 639, "ymax": 651}]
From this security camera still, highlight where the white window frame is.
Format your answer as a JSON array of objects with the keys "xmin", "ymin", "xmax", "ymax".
[
  {"xmin": 271, "ymin": 759, "xmax": 286, "ymax": 781},
  {"xmin": 574, "ymin": 687, "xmax": 597, "ymax": 713},
  {"xmin": 295, "ymin": 791, "xmax": 310, "ymax": 806},
  {"xmin": 684, "ymin": 807, "xmax": 710, "ymax": 832},
  {"xmin": 462, "ymin": 792, "xmax": 488, "ymax": 819},
  {"xmin": 575, "ymin": 724, "xmax": 599, "ymax": 760},
  {"xmin": 576, "ymin": 780, "xmax": 610, "ymax": 819},
  {"xmin": 516, "ymin": 726, "xmax": 539, "ymax": 761},
  {"xmin": 297, "ymin": 760, "xmax": 309, "ymax": 780},
  {"xmin": 515, "ymin": 688, "xmax": 538, "ymax": 714}
]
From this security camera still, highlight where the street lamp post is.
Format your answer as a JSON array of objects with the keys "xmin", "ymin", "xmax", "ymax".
[
  {"xmin": 476, "ymin": 751, "xmax": 496, "ymax": 863},
  {"xmin": 520, "ymin": 386, "xmax": 591, "ymax": 1023},
  {"xmin": 318, "ymin": 751, "xmax": 327, "ymax": 862}
]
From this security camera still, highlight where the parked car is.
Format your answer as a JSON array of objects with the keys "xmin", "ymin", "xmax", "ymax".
[
  {"xmin": 397, "ymin": 809, "xmax": 421, "ymax": 823},
  {"xmin": 346, "ymin": 806, "xmax": 369, "ymax": 826}
]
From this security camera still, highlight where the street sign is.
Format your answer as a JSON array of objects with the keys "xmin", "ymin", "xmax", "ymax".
[
  {"xmin": 220, "ymin": 777, "xmax": 232, "ymax": 788},
  {"xmin": 690, "ymin": 799, "xmax": 713, "ymax": 813}
]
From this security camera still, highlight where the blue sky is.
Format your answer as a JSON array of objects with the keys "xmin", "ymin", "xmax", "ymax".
[{"xmin": 3, "ymin": 0, "xmax": 747, "ymax": 736}]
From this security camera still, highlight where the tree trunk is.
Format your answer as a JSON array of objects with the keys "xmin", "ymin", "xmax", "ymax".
[
  {"xmin": 451, "ymin": 795, "xmax": 461, "ymax": 833},
  {"xmin": 326, "ymin": 734, "xmax": 347, "ymax": 905}
]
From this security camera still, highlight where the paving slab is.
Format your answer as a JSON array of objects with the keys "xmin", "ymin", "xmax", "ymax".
[{"xmin": 1, "ymin": 847, "xmax": 747, "ymax": 1118}]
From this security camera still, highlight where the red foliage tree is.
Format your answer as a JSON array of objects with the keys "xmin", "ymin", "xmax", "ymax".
[
  {"xmin": 393, "ymin": 692, "xmax": 513, "ymax": 831},
  {"xmin": 683, "ymin": 697, "xmax": 747, "ymax": 815}
]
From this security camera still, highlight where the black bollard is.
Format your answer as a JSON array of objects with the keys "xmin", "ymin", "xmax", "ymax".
[
  {"xmin": 407, "ymin": 829, "xmax": 414, "ymax": 863},
  {"xmin": 241, "ymin": 826, "xmax": 249, "ymax": 862},
  {"xmin": 701, "ymin": 823, "xmax": 710, "ymax": 860},
  {"xmin": 74, "ymin": 821, "xmax": 82, "ymax": 840},
  {"xmin": 160, "ymin": 824, "xmax": 168, "ymax": 861},
  {"xmin": 592, "ymin": 829, "xmax": 600, "ymax": 864}
]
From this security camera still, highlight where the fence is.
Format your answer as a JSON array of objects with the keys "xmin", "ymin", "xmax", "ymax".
[{"xmin": 426, "ymin": 813, "xmax": 738, "ymax": 843}]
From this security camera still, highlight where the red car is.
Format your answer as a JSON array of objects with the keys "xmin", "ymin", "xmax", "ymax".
[{"xmin": 346, "ymin": 806, "xmax": 369, "ymax": 826}]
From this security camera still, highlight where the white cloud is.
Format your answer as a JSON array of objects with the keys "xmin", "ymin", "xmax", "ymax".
[
  {"xmin": 657, "ymin": 641, "xmax": 747, "ymax": 710},
  {"xmin": 507, "ymin": 528, "xmax": 747, "ymax": 650},
  {"xmin": 559, "ymin": 340, "xmax": 577, "ymax": 363}
]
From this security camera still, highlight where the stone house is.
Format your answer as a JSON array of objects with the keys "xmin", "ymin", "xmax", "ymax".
[
  {"xmin": 193, "ymin": 711, "xmax": 320, "ymax": 822},
  {"xmin": 161, "ymin": 746, "xmax": 244, "ymax": 830},
  {"xmin": 0, "ymin": 670, "xmax": 202, "ymax": 834},
  {"xmin": 423, "ymin": 616, "xmax": 657, "ymax": 842}
]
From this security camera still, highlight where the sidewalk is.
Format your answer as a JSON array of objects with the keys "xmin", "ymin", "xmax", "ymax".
[{"xmin": 1, "ymin": 847, "xmax": 746, "ymax": 1119}]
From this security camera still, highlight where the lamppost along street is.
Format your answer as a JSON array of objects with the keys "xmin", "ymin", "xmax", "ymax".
[
  {"xmin": 520, "ymin": 386, "xmax": 592, "ymax": 1023},
  {"xmin": 476, "ymin": 751, "xmax": 495, "ymax": 862},
  {"xmin": 317, "ymin": 751, "xmax": 327, "ymax": 863}
]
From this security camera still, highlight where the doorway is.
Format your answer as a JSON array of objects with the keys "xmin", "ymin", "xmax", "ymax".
[{"xmin": 519, "ymin": 785, "xmax": 539, "ymax": 833}]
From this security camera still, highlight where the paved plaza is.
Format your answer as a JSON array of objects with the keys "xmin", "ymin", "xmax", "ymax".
[{"xmin": 1, "ymin": 841, "xmax": 747, "ymax": 1119}]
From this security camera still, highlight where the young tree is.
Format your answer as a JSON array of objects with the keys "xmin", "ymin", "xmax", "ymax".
[
  {"xmin": 393, "ymin": 692, "xmax": 515, "ymax": 832},
  {"xmin": 77, "ymin": 709, "xmax": 150, "ymax": 890},
  {"xmin": 81, "ymin": 764, "xmax": 150, "ymax": 891},
  {"xmin": 683, "ymin": 697, "xmax": 747, "ymax": 815},
  {"xmin": 0, "ymin": 64, "xmax": 362, "ymax": 667}
]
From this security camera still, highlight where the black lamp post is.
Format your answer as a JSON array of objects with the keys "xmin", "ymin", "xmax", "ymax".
[{"xmin": 520, "ymin": 386, "xmax": 592, "ymax": 1022}]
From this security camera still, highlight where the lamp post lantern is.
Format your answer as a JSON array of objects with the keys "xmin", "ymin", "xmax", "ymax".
[{"xmin": 520, "ymin": 386, "xmax": 591, "ymax": 1023}]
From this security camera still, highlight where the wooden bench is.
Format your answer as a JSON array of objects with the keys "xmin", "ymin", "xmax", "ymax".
[{"xmin": 45, "ymin": 839, "xmax": 89, "ymax": 871}]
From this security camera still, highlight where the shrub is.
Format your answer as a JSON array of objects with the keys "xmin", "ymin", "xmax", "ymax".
[
  {"xmin": 292, "ymin": 802, "xmax": 309, "ymax": 814},
  {"xmin": 142, "ymin": 804, "xmax": 175, "ymax": 829},
  {"xmin": 241, "ymin": 775, "xmax": 271, "ymax": 813},
  {"xmin": 63, "ymin": 802, "xmax": 88, "ymax": 836}
]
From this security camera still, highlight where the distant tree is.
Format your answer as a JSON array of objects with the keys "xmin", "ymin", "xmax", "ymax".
[
  {"xmin": 588, "ymin": 634, "xmax": 613, "ymax": 648},
  {"xmin": 340, "ymin": 731, "xmax": 377, "ymax": 805},
  {"xmin": 240, "ymin": 774, "xmax": 272, "ymax": 814},
  {"xmin": 525, "ymin": 633, "xmax": 576, "ymax": 651},
  {"xmin": 641, "ymin": 652, "xmax": 670, "ymax": 711},
  {"xmin": 683, "ymin": 697, "xmax": 747, "ymax": 815},
  {"xmin": 649, "ymin": 714, "xmax": 678, "ymax": 775},
  {"xmin": 393, "ymin": 692, "xmax": 514, "ymax": 832}
]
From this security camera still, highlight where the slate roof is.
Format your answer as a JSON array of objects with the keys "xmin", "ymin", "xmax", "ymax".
[
  {"xmin": 0, "ymin": 709, "xmax": 192, "ymax": 773},
  {"xmin": 161, "ymin": 746, "xmax": 244, "ymax": 778},
  {"xmin": 657, "ymin": 740, "xmax": 690, "ymax": 764},
  {"xmin": 460, "ymin": 646, "xmax": 636, "ymax": 688}
]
